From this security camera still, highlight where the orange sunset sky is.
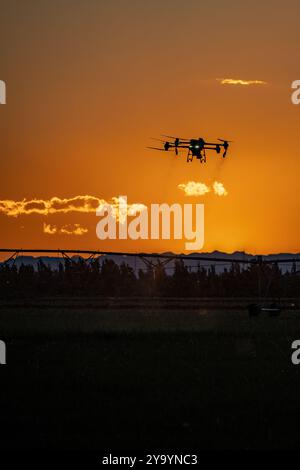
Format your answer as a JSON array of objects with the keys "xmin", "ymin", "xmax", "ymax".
[{"xmin": 0, "ymin": 0, "xmax": 300, "ymax": 255}]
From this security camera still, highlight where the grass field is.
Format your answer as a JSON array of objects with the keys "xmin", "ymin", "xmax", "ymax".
[{"xmin": 1, "ymin": 299, "xmax": 300, "ymax": 450}]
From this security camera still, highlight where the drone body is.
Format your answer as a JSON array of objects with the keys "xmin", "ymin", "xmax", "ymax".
[{"xmin": 148, "ymin": 135, "xmax": 231, "ymax": 163}]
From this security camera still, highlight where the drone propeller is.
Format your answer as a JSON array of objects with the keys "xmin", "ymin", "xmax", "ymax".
[
  {"xmin": 161, "ymin": 134, "xmax": 189, "ymax": 141},
  {"xmin": 150, "ymin": 137, "xmax": 167, "ymax": 143},
  {"xmin": 146, "ymin": 146, "xmax": 166, "ymax": 152},
  {"xmin": 218, "ymin": 138, "xmax": 233, "ymax": 143}
]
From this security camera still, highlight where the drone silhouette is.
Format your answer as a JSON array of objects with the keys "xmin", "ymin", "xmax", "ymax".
[{"xmin": 148, "ymin": 135, "xmax": 231, "ymax": 163}]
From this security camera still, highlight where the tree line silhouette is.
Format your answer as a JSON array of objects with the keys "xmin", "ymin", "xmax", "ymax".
[{"xmin": 0, "ymin": 257, "xmax": 299, "ymax": 298}]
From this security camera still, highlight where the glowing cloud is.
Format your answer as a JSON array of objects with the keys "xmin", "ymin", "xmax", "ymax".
[
  {"xmin": 60, "ymin": 224, "xmax": 89, "ymax": 236},
  {"xmin": 213, "ymin": 181, "xmax": 228, "ymax": 196},
  {"xmin": 43, "ymin": 223, "xmax": 57, "ymax": 235},
  {"xmin": 0, "ymin": 195, "xmax": 146, "ymax": 219},
  {"xmin": 178, "ymin": 181, "xmax": 228, "ymax": 197},
  {"xmin": 178, "ymin": 182, "xmax": 210, "ymax": 196},
  {"xmin": 103, "ymin": 196, "xmax": 147, "ymax": 224},
  {"xmin": 217, "ymin": 78, "xmax": 267, "ymax": 86},
  {"xmin": 43, "ymin": 222, "xmax": 88, "ymax": 236},
  {"xmin": 0, "ymin": 196, "xmax": 101, "ymax": 217}
]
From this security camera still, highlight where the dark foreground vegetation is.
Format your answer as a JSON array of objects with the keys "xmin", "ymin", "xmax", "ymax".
[
  {"xmin": 1, "ymin": 308, "xmax": 300, "ymax": 450},
  {"xmin": 1, "ymin": 257, "xmax": 300, "ymax": 450},
  {"xmin": 1, "ymin": 257, "xmax": 299, "ymax": 298}
]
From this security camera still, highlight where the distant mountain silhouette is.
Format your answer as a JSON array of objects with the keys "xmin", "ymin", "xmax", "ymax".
[{"xmin": 2, "ymin": 251, "xmax": 300, "ymax": 274}]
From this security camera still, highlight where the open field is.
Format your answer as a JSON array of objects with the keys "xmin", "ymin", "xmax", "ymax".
[{"xmin": 1, "ymin": 299, "xmax": 300, "ymax": 450}]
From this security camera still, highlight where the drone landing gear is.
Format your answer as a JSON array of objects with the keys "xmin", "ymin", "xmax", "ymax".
[
  {"xmin": 186, "ymin": 150, "xmax": 193, "ymax": 162},
  {"xmin": 199, "ymin": 150, "xmax": 206, "ymax": 163}
]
